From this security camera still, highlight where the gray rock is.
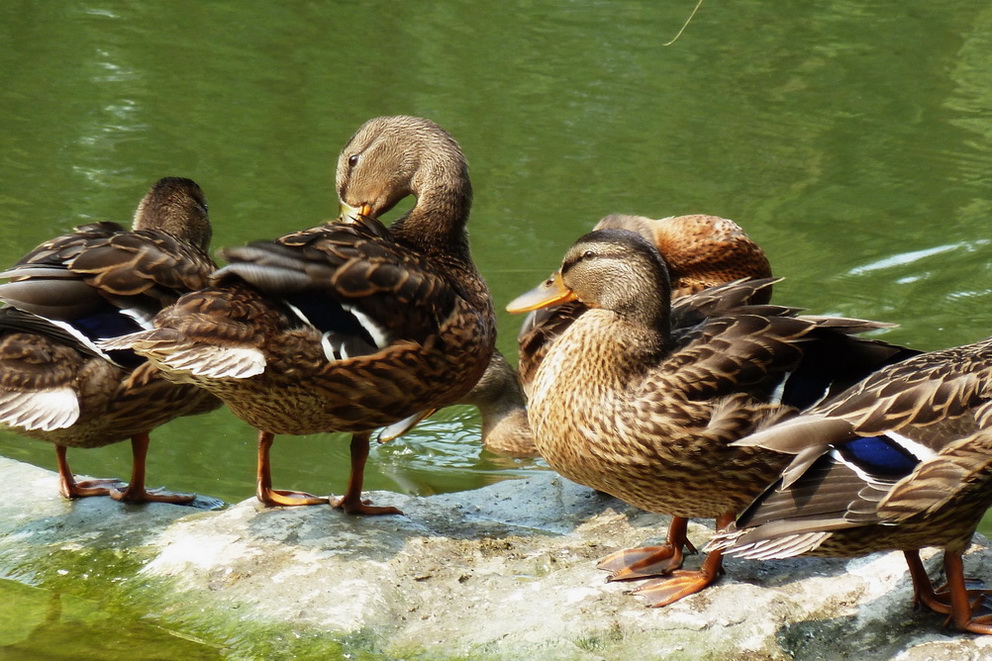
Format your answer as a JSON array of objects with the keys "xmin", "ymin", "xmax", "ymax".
[{"xmin": 0, "ymin": 455, "xmax": 990, "ymax": 659}]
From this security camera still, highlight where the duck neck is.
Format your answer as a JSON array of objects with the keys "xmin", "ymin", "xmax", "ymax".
[
  {"xmin": 538, "ymin": 310, "xmax": 669, "ymax": 398},
  {"xmin": 390, "ymin": 178, "xmax": 474, "ymax": 266},
  {"xmin": 616, "ymin": 295, "xmax": 669, "ymax": 343},
  {"xmin": 608, "ymin": 313, "xmax": 670, "ymax": 370}
]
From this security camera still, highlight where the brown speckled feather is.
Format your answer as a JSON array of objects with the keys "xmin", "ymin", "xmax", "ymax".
[
  {"xmin": 0, "ymin": 177, "xmax": 220, "ymax": 502},
  {"xmin": 472, "ymin": 214, "xmax": 774, "ymax": 457},
  {"xmin": 0, "ymin": 185, "xmax": 213, "ymax": 322},
  {"xmin": 522, "ymin": 229, "xmax": 907, "ymax": 519},
  {"xmin": 508, "ymin": 229, "xmax": 914, "ymax": 608},
  {"xmin": 531, "ymin": 296, "xmax": 871, "ymax": 518},
  {"xmin": 517, "ymin": 214, "xmax": 772, "ymax": 394},
  {"xmin": 100, "ymin": 117, "xmax": 495, "ymax": 514},
  {"xmin": 223, "ymin": 215, "xmax": 462, "ymax": 346},
  {"xmin": 115, "ymin": 214, "xmax": 494, "ymax": 435},
  {"xmin": 713, "ymin": 337, "xmax": 992, "ymax": 560}
]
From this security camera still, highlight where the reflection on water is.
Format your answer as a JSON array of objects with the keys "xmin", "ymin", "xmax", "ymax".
[
  {"xmin": 1, "ymin": 0, "xmax": 992, "ymax": 653},
  {"xmin": 0, "ymin": 578, "xmax": 222, "ymax": 659}
]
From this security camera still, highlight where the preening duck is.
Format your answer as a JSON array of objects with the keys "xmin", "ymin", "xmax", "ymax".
[{"xmin": 102, "ymin": 116, "xmax": 496, "ymax": 515}]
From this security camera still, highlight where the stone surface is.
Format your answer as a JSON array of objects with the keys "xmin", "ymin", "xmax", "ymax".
[{"xmin": 0, "ymin": 455, "xmax": 991, "ymax": 659}]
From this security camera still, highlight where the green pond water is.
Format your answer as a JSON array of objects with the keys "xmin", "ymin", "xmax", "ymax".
[{"xmin": 1, "ymin": 0, "xmax": 992, "ymax": 656}]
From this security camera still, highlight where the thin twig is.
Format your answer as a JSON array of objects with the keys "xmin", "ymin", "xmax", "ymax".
[{"xmin": 663, "ymin": 0, "xmax": 705, "ymax": 46}]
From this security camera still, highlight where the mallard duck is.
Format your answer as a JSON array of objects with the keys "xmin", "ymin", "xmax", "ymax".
[
  {"xmin": 102, "ymin": 116, "xmax": 496, "ymax": 516},
  {"xmin": 516, "ymin": 213, "xmax": 773, "ymax": 395},
  {"xmin": 506, "ymin": 228, "xmax": 916, "ymax": 606},
  {"xmin": 465, "ymin": 213, "xmax": 774, "ymax": 457},
  {"xmin": 708, "ymin": 337, "xmax": 992, "ymax": 634},
  {"xmin": 0, "ymin": 177, "xmax": 219, "ymax": 503}
]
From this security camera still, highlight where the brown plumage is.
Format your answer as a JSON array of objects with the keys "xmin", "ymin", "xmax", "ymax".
[
  {"xmin": 467, "ymin": 213, "xmax": 773, "ymax": 457},
  {"xmin": 456, "ymin": 350, "xmax": 532, "ymax": 456},
  {"xmin": 517, "ymin": 213, "xmax": 773, "ymax": 394},
  {"xmin": 507, "ymin": 228, "xmax": 915, "ymax": 607},
  {"xmin": 709, "ymin": 338, "xmax": 992, "ymax": 634},
  {"xmin": 102, "ymin": 116, "xmax": 496, "ymax": 516},
  {"xmin": 0, "ymin": 177, "xmax": 219, "ymax": 503}
]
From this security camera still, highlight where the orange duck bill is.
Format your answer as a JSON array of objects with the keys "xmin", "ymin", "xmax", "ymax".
[
  {"xmin": 339, "ymin": 201, "xmax": 374, "ymax": 223},
  {"xmin": 506, "ymin": 272, "xmax": 578, "ymax": 313}
]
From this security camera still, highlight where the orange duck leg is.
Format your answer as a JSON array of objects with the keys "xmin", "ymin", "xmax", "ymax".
[
  {"xmin": 56, "ymin": 446, "xmax": 126, "ymax": 499},
  {"xmin": 255, "ymin": 430, "xmax": 330, "ymax": 506},
  {"xmin": 330, "ymin": 433, "xmax": 402, "ymax": 516},
  {"xmin": 904, "ymin": 549, "xmax": 992, "ymax": 622},
  {"xmin": 111, "ymin": 433, "xmax": 196, "ymax": 504},
  {"xmin": 255, "ymin": 430, "xmax": 401, "ymax": 515},
  {"xmin": 56, "ymin": 435, "xmax": 195, "ymax": 504},
  {"xmin": 943, "ymin": 552, "xmax": 992, "ymax": 634}
]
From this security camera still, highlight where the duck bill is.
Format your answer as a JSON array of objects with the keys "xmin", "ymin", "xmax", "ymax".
[
  {"xmin": 339, "ymin": 201, "xmax": 374, "ymax": 223},
  {"xmin": 506, "ymin": 272, "xmax": 578, "ymax": 313},
  {"xmin": 378, "ymin": 408, "xmax": 437, "ymax": 443}
]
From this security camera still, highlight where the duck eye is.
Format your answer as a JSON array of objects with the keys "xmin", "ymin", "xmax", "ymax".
[
  {"xmin": 347, "ymin": 154, "xmax": 360, "ymax": 168},
  {"xmin": 582, "ymin": 250, "xmax": 595, "ymax": 259}
]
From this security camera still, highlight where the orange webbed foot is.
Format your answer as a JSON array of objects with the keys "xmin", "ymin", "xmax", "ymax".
[
  {"xmin": 60, "ymin": 477, "xmax": 127, "ymax": 500},
  {"xmin": 599, "ymin": 515, "xmax": 696, "ymax": 581},
  {"xmin": 331, "ymin": 493, "xmax": 402, "ymax": 516},
  {"xmin": 905, "ymin": 551, "xmax": 991, "ymax": 616},
  {"xmin": 935, "ymin": 551, "xmax": 992, "ymax": 635},
  {"xmin": 628, "ymin": 544, "xmax": 726, "ymax": 608},
  {"xmin": 597, "ymin": 542, "xmax": 694, "ymax": 582},
  {"xmin": 257, "ymin": 488, "xmax": 331, "ymax": 507},
  {"xmin": 945, "ymin": 604, "xmax": 992, "ymax": 634},
  {"xmin": 937, "ymin": 588, "xmax": 992, "ymax": 633},
  {"xmin": 631, "ymin": 567, "xmax": 721, "ymax": 607},
  {"xmin": 109, "ymin": 485, "xmax": 197, "ymax": 505}
]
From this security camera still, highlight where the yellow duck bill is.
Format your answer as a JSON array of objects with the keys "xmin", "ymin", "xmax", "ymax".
[
  {"xmin": 506, "ymin": 272, "xmax": 578, "ymax": 313},
  {"xmin": 339, "ymin": 201, "xmax": 374, "ymax": 223}
]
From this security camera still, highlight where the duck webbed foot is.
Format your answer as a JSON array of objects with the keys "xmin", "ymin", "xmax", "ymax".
[
  {"xmin": 255, "ymin": 430, "xmax": 331, "ymax": 507},
  {"xmin": 329, "ymin": 432, "xmax": 402, "ymax": 516},
  {"xmin": 60, "ymin": 476, "xmax": 127, "ymax": 499},
  {"xmin": 941, "ymin": 596, "xmax": 992, "ymax": 634},
  {"xmin": 109, "ymin": 485, "xmax": 196, "ymax": 505},
  {"xmin": 630, "ymin": 548, "xmax": 725, "ymax": 607},
  {"xmin": 598, "ymin": 516, "xmax": 694, "ymax": 581},
  {"xmin": 258, "ymin": 488, "xmax": 331, "ymax": 507},
  {"xmin": 103, "ymin": 434, "xmax": 196, "ymax": 505},
  {"xmin": 904, "ymin": 550, "xmax": 992, "ymax": 617},
  {"xmin": 941, "ymin": 552, "xmax": 992, "ymax": 634},
  {"xmin": 55, "ymin": 446, "xmax": 126, "ymax": 499},
  {"xmin": 330, "ymin": 492, "xmax": 402, "ymax": 516}
]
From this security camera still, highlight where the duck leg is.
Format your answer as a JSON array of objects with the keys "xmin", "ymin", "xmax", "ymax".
[
  {"xmin": 55, "ymin": 446, "xmax": 125, "ymax": 499},
  {"xmin": 109, "ymin": 433, "xmax": 196, "ymax": 504},
  {"xmin": 906, "ymin": 550, "xmax": 949, "ymax": 613},
  {"xmin": 598, "ymin": 516, "xmax": 694, "ymax": 581},
  {"xmin": 628, "ymin": 513, "xmax": 733, "ymax": 607},
  {"xmin": 904, "ymin": 550, "xmax": 992, "ymax": 616},
  {"xmin": 255, "ymin": 430, "xmax": 329, "ymax": 506},
  {"xmin": 943, "ymin": 552, "xmax": 992, "ymax": 634},
  {"xmin": 330, "ymin": 432, "xmax": 402, "ymax": 516}
]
